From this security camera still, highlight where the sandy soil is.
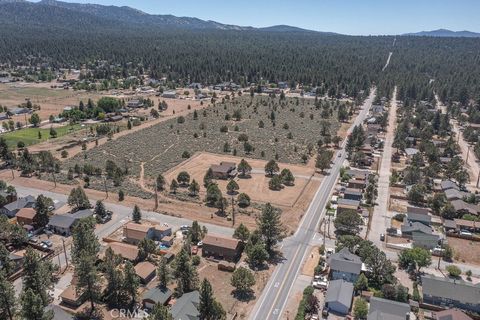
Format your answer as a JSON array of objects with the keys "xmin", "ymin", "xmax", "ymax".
[
  {"xmin": 301, "ymin": 246, "xmax": 321, "ymax": 277},
  {"xmin": 447, "ymin": 237, "xmax": 480, "ymax": 265},
  {"xmin": 163, "ymin": 152, "xmax": 319, "ymax": 208}
]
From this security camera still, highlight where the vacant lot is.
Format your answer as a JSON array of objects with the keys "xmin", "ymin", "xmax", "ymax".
[
  {"xmin": 447, "ymin": 236, "xmax": 480, "ymax": 265},
  {"xmin": 164, "ymin": 152, "xmax": 319, "ymax": 207},
  {"xmin": 64, "ymin": 95, "xmax": 344, "ymax": 184}
]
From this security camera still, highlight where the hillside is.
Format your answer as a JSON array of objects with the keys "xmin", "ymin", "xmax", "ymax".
[{"xmin": 404, "ymin": 29, "xmax": 480, "ymax": 38}]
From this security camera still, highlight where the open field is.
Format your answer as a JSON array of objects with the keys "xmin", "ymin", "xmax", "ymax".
[
  {"xmin": 164, "ymin": 152, "xmax": 319, "ymax": 207},
  {"xmin": 64, "ymin": 95, "xmax": 345, "ymax": 183},
  {"xmin": 447, "ymin": 236, "xmax": 480, "ymax": 265},
  {"xmin": 1, "ymin": 123, "xmax": 83, "ymax": 149},
  {"xmin": 0, "ymin": 82, "xmax": 203, "ymax": 123}
]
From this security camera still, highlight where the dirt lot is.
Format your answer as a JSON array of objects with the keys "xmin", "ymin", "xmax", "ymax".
[
  {"xmin": 301, "ymin": 246, "xmax": 321, "ymax": 277},
  {"xmin": 447, "ymin": 236, "xmax": 480, "ymax": 265},
  {"xmin": 164, "ymin": 152, "xmax": 319, "ymax": 207},
  {"xmin": 198, "ymin": 260, "xmax": 272, "ymax": 319}
]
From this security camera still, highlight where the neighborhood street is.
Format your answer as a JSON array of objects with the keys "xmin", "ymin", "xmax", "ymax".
[{"xmin": 249, "ymin": 90, "xmax": 375, "ymax": 320}]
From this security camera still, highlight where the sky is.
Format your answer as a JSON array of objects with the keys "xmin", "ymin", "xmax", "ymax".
[{"xmin": 31, "ymin": 0, "xmax": 480, "ymax": 35}]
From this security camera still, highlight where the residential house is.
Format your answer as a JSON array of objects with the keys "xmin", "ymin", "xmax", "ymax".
[
  {"xmin": 346, "ymin": 169, "xmax": 370, "ymax": 181},
  {"xmin": 367, "ymin": 297, "xmax": 410, "ymax": 320},
  {"xmin": 123, "ymin": 222, "xmax": 172, "ymax": 244},
  {"xmin": 162, "ymin": 91, "xmax": 177, "ymax": 99},
  {"xmin": 441, "ymin": 180, "xmax": 460, "ymax": 192},
  {"xmin": 337, "ymin": 199, "xmax": 360, "ymax": 215},
  {"xmin": 134, "ymin": 261, "xmax": 156, "ymax": 284},
  {"xmin": 343, "ymin": 188, "xmax": 363, "ymax": 201},
  {"xmin": 433, "ymin": 309, "xmax": 473, "ymax": 320},
  {"xmin": 407, "ymin": 206, "xmax": 430, "ymax": 216},
  {"xmin": 15, "ymin": 207, "xmax": 37, "ymax": 226},
  {"xmin": 127, "ymin": 100, "xmax": 144, "ymax": 108},
  {"xmin": 421, "ymin": 274, "xmax": 480, "ymax": 313},
  {"xmin": 454, "ymin": 219, "xmax": 480, "ymax": 233},
  {"xmin": 107, "ymin": 242, "xmax": 139, "ymax": 261},
  {"xmin": 407, "ymin": 212, "xmax": 432, "ymax": 227},
  {"xmin": 328, "ymin": 248, "xmax": 363, "ymax": 283},
  {"xmin": 451, "ymin": 200, "xmax": 480, "ymax": 216},
  {"xmin": 142, "ymin": 287, "xmax": 173, "ymax": 310},
  {"xmin": 371, "ymin": 105, "xmax": 385, "ymax": 115},
  {"xmin": 11, "ymin": 107, "xmax": 32, "ymax": 115},
  {"xmin": 105, "ymin": 115, "xmax": 123, "ymax": 122},
  {"xmin": 443, "ymin": 219, "xmax": 457, "ymax": 233},
  {"xmin": 1, "ymin": 195, "xmax": 36, "ymax": 218},
  {"xmin": 412, "ymin": 232, "xmax": 440, "ymax": 250},
  {"xmin": 60, "ymin": 285, "xmax": 85, "ymax": 308},
  {"xmin": 210, "ymin": 162, "xmax": 237, "ymax": 179},
  {"xmin": 401, "ymin": 221, "xmax": 433, "ymax": 237},
  {"xmin": 445, "ymin": 189, "xmax": 471, "ymax": 202},
  {"xmin": 171, "ymin": 290, "xmax": 200, "ymax": 320},
  {"xmin": 47, "ymin": 210, "xmax": 93, "ymax": 236},
  {"xmin": 325, "ymin": 279, "xmax": 354, "ymax": 315},
  {"xmin": 348, "ymin": 178, "xmax": 366, "ymax": 190},
  {"xmin": 202, "ymin": 233, "xmax": 242, "ymax": 262},
  {"xmin": 404, "ymin": 148, "xmax": 419, "ymax": 159}
]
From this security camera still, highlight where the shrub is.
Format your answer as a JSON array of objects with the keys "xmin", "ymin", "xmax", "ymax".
[
  {"xmin": 177, "ymin": 116, "xmax": 185, "ymax": 124},
  {"xmin": 192, "ymin": 255, "xmax": 201, "ymax": 266},
  {"xmin": 446, "ymin": 265, "xmax": 461, "ymax": 278},
  {"xmin": 182, "ymin": 151, "xmax": 191, "ymax": 158},
  {"xmin": 118, "ymin": 190, "xmax": 125, "ymax": 201},
  {"xmin": 393, "ymin": 213, "xmax": 405, "ymax": 222},
  {"xmin": 61, "ymin": 150, "xmax": 68, "ymax": 158}
]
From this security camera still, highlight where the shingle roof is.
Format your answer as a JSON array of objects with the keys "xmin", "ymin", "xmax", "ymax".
[
  {"xmin": 108, "ymin": 242, "xmax": 139, "ymax": 261},
  {"xmin": 16, "ymin": 207, "xmax": 37, "ymax": 220},
  {"xmin": 407, "ymin": 206, "xmax": 430, "ymax": 215},
  {"xmin": 451, "ymin": 200, "xmax": 480, "ymax": 215},
  {"xmin": 434, "ymin": 309, "xmax": 473, "ymax": 320},
  {"xmin": 134, "ymin": 261, "xmax": 156, "ymax": 281},
  {"xmin": 325, "ymin": 279, "xmax": 354, "ymax": 309},
  {"xmin": 422, "ymin": 274, "xmax": 480, "ymax": 305},
  {"xmin": 328, "ymin": 248, "xmax": 362, "ymax": 275},
  {"xmin": 337, "ymin": 198, "xmax": 360, "ymax": 208},
  {"xmin": 171, "ymin": 290, "xmax": 200, "ymax": 320},
  {"xmin": 445, "ymin": 189, "xmax": 470, "ymax": 201},
  {"xmin": 3, "ymin": 195, "xmax": 35, "ymax": 212},
  {"xmin": 367, "ymin": 297, "xmax": 410, "ymax": 320},
  {"xmin": 401, "ymin": 221, "xmax": 432, "ymax": 235},
  {"xmin": 441, "ymin": 180, "xmax": 459, "ymax": 191},
  {"xmin": 344, "ymin": 188, "xmax": 363, "ymax": 196},
  {"xmin": 407, "ymin": 212, "xmax": 432, "ymax": 224},
  {"xmin": 405, "ymin": 148, "xmax": 419, "ymax": 156},
  {"xmin": 142, "ymin": 286, "xmax": 172, "ymax": 305},
  {"xmin": 203, "ymin": 233, "xmax": 240, "ymax": 250},
  {"xmin": 48, "ymin": 214, "xmax": 76, "ymax": 229}
]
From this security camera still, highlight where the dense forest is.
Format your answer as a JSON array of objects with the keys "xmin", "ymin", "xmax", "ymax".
[{"xmin": 1, "ymin": 1, "xmax": 480, "ymax": 103}]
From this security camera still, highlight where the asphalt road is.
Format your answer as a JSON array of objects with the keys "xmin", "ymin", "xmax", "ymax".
[
  {"xmin": 249, "ymin": 90, "xmax": 375, "ymax": 320},
  {"xmin": 368, "ymin": 88, "xmax": 398, "ymax": 247}
]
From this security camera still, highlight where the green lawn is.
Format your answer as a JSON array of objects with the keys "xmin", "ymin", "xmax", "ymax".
[{"xmin": 2, "ymin": 124, "xmax": 83, "ymax": 149}]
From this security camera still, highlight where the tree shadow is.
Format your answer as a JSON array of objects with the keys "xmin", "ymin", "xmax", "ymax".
[{"xmin": 231, "ymin": 289, "xmax": 256, "ymax": 302}]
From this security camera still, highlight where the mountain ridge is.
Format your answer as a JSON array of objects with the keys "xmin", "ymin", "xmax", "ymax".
[{"xmin": 404, "ymin": 28, "xmax": 480, "ymax": 38}]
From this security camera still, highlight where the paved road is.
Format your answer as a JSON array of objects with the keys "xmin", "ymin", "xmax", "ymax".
[
  {"xmin": 249, "ymin": 90, "xmax": 375, "ymax": 320},
  {"xmin": 13, "ymin": 184, "xmax": 235, "ymax": 240},
  {"xmin": 368, "ymin": 88, "xmax": 398, "ymax": 246}
]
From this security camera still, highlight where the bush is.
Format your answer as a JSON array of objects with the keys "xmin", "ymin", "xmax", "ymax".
[
  {"xmin": 446, "ymin": 265, "xmax": 461, "ymax": 278},
  {"xmin": 177, "ymin": 116, "xmax": 185, "ymax": 124},
  {"xmin": 61, "ymin": 150, "xmax": 68, "ymax": 158},
  {"xmin": 393, "ymin": 213, "xmax": 405, "ymax": 222},
  {"xmin": 237, "ymin": 193, "xmax": 251, "ymax": 207},
  {"xmin": 17, "ymin": 141, "xmax": 25, "ymax": 148},
  {"xmin": 182, "ymin": 151, "xmax": 191, "ymax": 158},
  {"xmin": 192, "ymin": 255, "xmax": 201, "ymax": 266},
  {"xmin": 118, "ymin": 190, "xmax": 125, "ymax": 201}
]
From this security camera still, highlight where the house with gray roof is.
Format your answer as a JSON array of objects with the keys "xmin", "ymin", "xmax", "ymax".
[
  {"xmin": 171, "ymin": 290, "xmax": 200, "ymax": 320},
  {"xmin": 343, "ymin": 188, "xmax": 363, "ymax": 201},
  {"xmin": 407, "ymin": 206, "xmax": 429, "ymax": 216},
  {"xmin": 441, "ymin": 180, "xmax": 459, "ymax": 192},
  {"xmin": 404, "ymin": 148, "xmax": 419, "ymax": 157},
  {"xmin": 445, "ymin": 189, "xmax": 471, "ymax": 201},
  {"xmin": 367, "ymin": 297, "xmax": 410, "ymax": 320},
  {"xmin": 407, "ymin": 212, "xmax": 432, "ymax": 226},
  {"xmin": 0, "ymin": 195, "xmax": 36, "ymax": 218},
  {"xmin": 328, "ymin": 248, "xmax": 362, "ymax": 283},
  {"xmin": 325, "ymin": 279, "xmax": 354, "ymax": 315},
  {"xmin": 421, "ymin": 274, "xmax": 480, "ymax": 313},
  {"xmin": 337, "ymin": 198, "xmax": 360, "ymax": 215},
  {"xmin": 412, "ymin": 232, "xmax": 440, "ymax": 250},
  {"xmin": 141, "ymin": 286, "xmax": 172, "ymax": 310},
  {"xmin": 47, "ymin": 209, "xmax": 93, "ymax": 236},
  {"xmin": 401, "ymin": 221, "xmax": 432, "ymax": 237},
  {"xmin": 450, "ymin": 200, "xmax": 480, "ymax": 216}
]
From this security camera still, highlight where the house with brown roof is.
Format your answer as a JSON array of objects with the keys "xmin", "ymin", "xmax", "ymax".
[
  {"xmin": 451, "ymin": 200, "xmax": 480, "ymax": 216},
  {"xmin": 210, "ymin": 162, "xmax": 237, "ymax": 179},
  {"xmin": 123, "ymin": 222, "xmax": 172, "ymax": 245},
  {"xmin": 202, "ymin": 233, "xmax": 243, "ymax": 262},
  {"xmin": 433, "ymin": 309, "xmax": 473, "ymax": 320},
  {"xmin": 15, "ymin": 208, "xmax": 37, "ymax": 226},
  {"xmin": 134, "ymin": 261, "xmax": 156, "ymax": 284},
  {"xmin": 348, "ymin": 178, "xmax": 366, "ymax": 190},
  {"xmin": 108, "ymin": 242, "xmax": 139, "ymax": 261},
  {"xmin": 60, "ymin": 285, "xmax": 85, "ymax": 308}
]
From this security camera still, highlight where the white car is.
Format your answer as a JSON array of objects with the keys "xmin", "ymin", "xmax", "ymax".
[
  {"xmin": 460, "ymin": 230, "xmax": 472, "ymax": 236},
  {"xmin": 312, "ymin": 279, "xmax": 328, "ymax": 290},
  {"xmin": 325, "ymin": 248, "xmax": 334, "ymax": 257},
  {"xmin": 197, "ymin": 241, "xmax": 203, "ymax": 247}
]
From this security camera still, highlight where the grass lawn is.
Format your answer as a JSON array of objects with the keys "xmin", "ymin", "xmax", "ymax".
[{"xmin": 2, "ymin": 124, "xmax": 83, "ymax": 149}]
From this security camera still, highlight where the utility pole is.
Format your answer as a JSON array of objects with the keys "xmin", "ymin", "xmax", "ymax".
[
  {"xmin": 154, "ymin": 179, "xmax": 158, "ymax": 211},
  {"xmin": 103, "ymin": 176, "xmax": 108, "ymax": 199},
  {"xmin": 62, "ymin": 238, "xmax": 68, "ymax": 268},
  {"xmin": 231, "ymin": 197, "xmax": 235, "ymax": 226}
]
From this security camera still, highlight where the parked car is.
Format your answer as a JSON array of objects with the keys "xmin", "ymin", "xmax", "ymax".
[
  {"xmin": 325, "ymin": 248, "xmax": 334, "ymax": 257},
  {"xmin": 29, "ymin": 237, "xmax": 39, "ymax": 243},
  {"xmin": 181, "ymin": 225, "xmax": 190, "ymax": 230},
  {"xmin": 312, "ymin": 278, "xmax": 328, "ymax": 290},
  {"xmin": 42, "ymin": 240, "xmax": 53, "ymax": 248},
  {"xmin": 197, "ymin": 241, "xmax": 203, "ymax": 247},
  {"xmin": 380, "ymin": 233, "xmax": 385, "ymax": 242},
  {"xmin": 460, "ymin": 230, "xmax": 473, "ymax": 236}
]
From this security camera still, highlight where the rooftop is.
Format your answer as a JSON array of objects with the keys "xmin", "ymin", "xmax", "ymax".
[
  {"xmin": 367, "ymin": 296, "xmax": 410, "ymax": 320},
  {"xmin": 421, "ymin": 274, "xmax": 480, "ymax": 305},
  {"xmin": 203, "ymin": 233, "xmax": 240, "ymax": 250},
  {"xmin": 328, "ymin": 248, "xmax": 362, "ymax": 275}
]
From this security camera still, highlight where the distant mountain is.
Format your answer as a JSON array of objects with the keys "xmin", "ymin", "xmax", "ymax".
[
  {"xmin": 404, "ymin": 29, "xmax": 480, "ymax": 38},
  {"xmin": 0, "ymin": 0, "xmax": 320, "ymax": 33}
]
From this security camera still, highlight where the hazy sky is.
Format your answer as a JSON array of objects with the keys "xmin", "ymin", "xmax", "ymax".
[{"xmin": 32, "ymin": 0, "xmax": 480, "ymax": 35}]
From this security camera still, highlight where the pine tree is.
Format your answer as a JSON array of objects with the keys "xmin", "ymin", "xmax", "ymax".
[
  {"xmin": 199, "ymin": 278, "xmax": 226, "ymax": 320},
  {"xmin": 257, "ymin": 203, "xmax": 285, "ymax": 255},
  {"xmin": 0, "ymin": 271, "xmax": 16, "ymax": 320},
  {"xmin": 67, "ymin": 186, "xmax": 91, "ymax": 212},
  {"xmin": 147, "ymin": 303, "xmax": 173, "ymax": 320},
  {"xmin": 233, "ymin": 223, "xmax": 250, "ymax": 242},
  {"xmin": 170, "ymin": 179, "xmax": 179, "ymax": 194},
  {"xmin": 71, "ymin": 217, "xmax": 100, "ymax": 264},
  {"xmin": 123, "ymin": 261, "xmax": 140, "ymax": 308},
  {"xmin": 103, "ymin": 248, "xmax": 125, "ymax": 308},
  {"xmin": 132, "ymin": 204, "xmax": 142, "ymax": 223},
  {"xmin": 22, "ymin": 247, "xmax": 53, "ymax": 306},
  {"xmin": 173, "ymin": 247, "xmax": 199, "ymax": 295},
  {"xmin": 20, "ymin": 288, "xmax": 54, "ymax": 320},
  {"xmin": 76, "ymin": 254, "xmax": 101, "ymax": 313},
  {"xmin": 188, "ymin": 179, "xmax": 200, "ymax": 196},
  {"xmin": 157, "ymin": 257, "xmax": 170, "ymax": 289}
]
